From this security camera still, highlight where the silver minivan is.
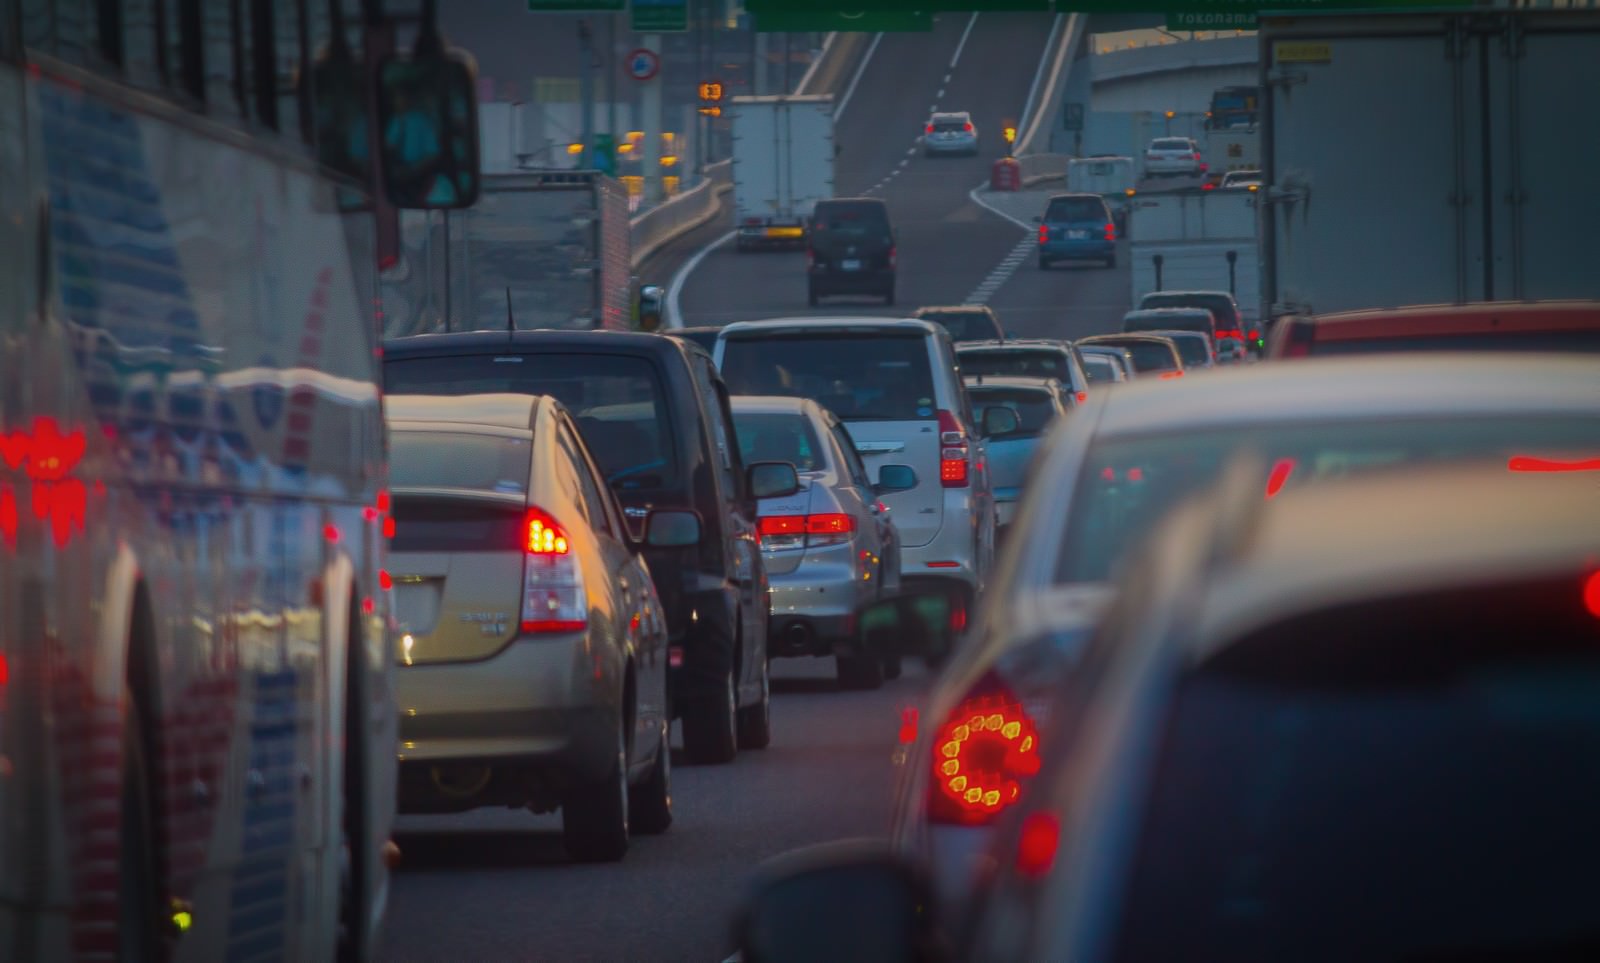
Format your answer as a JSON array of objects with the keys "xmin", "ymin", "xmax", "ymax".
[{"xmin": 715, "ymin": 318, "xmax": 1001, "ymax": 628}]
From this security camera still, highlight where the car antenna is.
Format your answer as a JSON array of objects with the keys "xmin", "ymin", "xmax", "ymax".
[{"xmin": 505, "ymin": 286, "xmax": 515, "ymax": 333}]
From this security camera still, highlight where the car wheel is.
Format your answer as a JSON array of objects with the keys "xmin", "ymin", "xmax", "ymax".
[
  {"xmin": 736, "ymin": 654, "xmax": 772, "ymax": 750},
  {"xmin": 683, "ymin": 665, "xmax": 738, "ymax": 765},
  {"xmin": 837, "ymin": 652, "xmax": 885, "ymax": 691},
  {"xmin": 562, "ymin": 717, "xmax": 630, "ymax": 862},
  {"xmin": 629, "ymin": 717, "xmax": 673, "ymax": 835},
  {"xmin": 881, "ymin": 653, "xmax": 903, "ymax": 680}
]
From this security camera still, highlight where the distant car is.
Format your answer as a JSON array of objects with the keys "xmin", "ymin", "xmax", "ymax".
[
  {"xmin": 912, "ymin": 305, "xmax": 1004, "ymax": 344},
  {"xmin": 1136, "ymin": 289, "xmax": 1248, "ymax": 343},
  {"xmin": 384, "ymin": 330, "xmax": 776, "ymax": 766},
  {"xmin": 716, "ymin": 317, "xmax": 999, "ymax": 643},
  {"xmin": 1035, "ymin": 193, "xmax": 1117, "ymax": 269},
  {"xmin": 955, "ymin": 340, "xmax": 1091, "ymax": 405},
  {"xmin": 1266, "ymin": 300, "xmax": 1600, "ymax": 358},
  {"xmin": 1075, "ymin": 333, "xmax": 1185, "ymax": 377},
  {"xmin": 1221, "ymin": 168, "xmax": 1261, "ymax": 189},
  {"xmin": 1145, "ymin": 329, "xmax": 1217, "ymax": 369},
  {"xmin": 1121, "ymin": 306, "xmax": 1218, "ymax": 340},
  {"xmin": 731, "ymin": 396, "xmax": 904, "ymax": 689},
  {"xmin": 961, "ymin": 376, "xmax": 1072, "ymax": 532},
  {"xmin": 1143, "ymin": 136, "xmax": 1204, "ymax": 177},
  {"xmin": 668, "ymin": 325, "xmax": 722, "ymax": 354},
  {"xmin": 1075, "ymin": 343, "xmax": 1136, "ymax": 383},
  {"xmin": 385, "ymin": 393, "xmax": 680, "ymax": 862},
  {"xmin": 807, "ymin": 197, "xmax": 897, "ymax": 306},
  {"xmin": 923, "ymin": 111, "xmax": 979, "ymax": 156}
]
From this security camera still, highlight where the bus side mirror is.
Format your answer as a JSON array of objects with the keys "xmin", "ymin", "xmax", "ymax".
[{"xmin": 376, "ymin": 50, "xmax": 482, "ymax": 210}]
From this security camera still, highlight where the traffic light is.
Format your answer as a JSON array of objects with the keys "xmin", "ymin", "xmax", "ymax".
[{"xmin": 1002, "ymin": 125, "xmax": 1017, "ymax": 144}]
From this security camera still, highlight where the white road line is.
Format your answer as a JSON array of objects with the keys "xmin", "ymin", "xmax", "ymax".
[
  {"xmin": 937, "ymin": 87, "xmax": 945, "ymax": 98},
  {"xmin": 944, "ymin": 72, "xmax": 952, "ymax": 83},
  {"xmin": 967, "ymin": 179, "xmax": 1036, "ymax": 230},
  {"xmin": 898, "ymin": 159, "xmax": 909, "ymax": 168},
  {"xmin": 794, "ymin": 31, "xmax": 838, "ymax": 95},
  {"xmin": 949, "ymin": 12, "xmax": 979, "ymax": 69},
  {"xmin": 664, "ymin": 228, "xmax": 735, "ymax": 329},
  {"xmin": 834, "ymin": 32, "xmax": 883, "ymax": 123},
  {"xmin": 906, "ymin": 146, "xmax": 917, "ymax": 155}
]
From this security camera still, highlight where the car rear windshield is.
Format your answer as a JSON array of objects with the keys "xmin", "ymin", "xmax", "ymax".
[
  {"xmin": 932, "ymin": 119, "xmax": 968, "ymax": 132},
  {"xmin": 1309, "ymin": 329, "xmax": 1600, "ymax": 355},
  {"xmin": 384, "ymin": 353, "xmax": 678, "ymax": 491},
  {"xmin": 1084, "ymin": 340, "xmax": 1177, "ymax": 373},
  {"xmin": 1082, "ymin": 356, "xmax": 1120, "ymax": 384},
  {"xmin": 1045, "ymin": 197, "xmax": 1106, "ymax": 223},
  {"xmin": 1152, "ymin": 138, "xmax": 1191, "ymax": 150},
  {"xmin": 720, "ymin": 333, "xmax": 937, "ymax": 422},
  {"xmin": 733, "ymin": 412, "xmax": 824, "ymax": 473},
  {"xmin": 1113, "ymin": 582, "xmax": 1600, "ymax": 961},
  {"xmin": 1164, "ymin": 335, "xmax": 1213, "ymax": 367},
  {"xmin": 1140, "ymin": 293, "xmax": 1240, "ymax": 327},
  {"xmin": 1125, "ymin": 312, "xmax": 1213, "ymax": 335},
  {"xmin": 921, "ymin": 311, "xmax": 1002, "ymax": 343},
  {"xmin": 1056, "ymin": 416, "xmax": 1600, "ymax": 583},
  {"xmin": 389, "ymin": 430, "xmax": 532, "ymax": 495},
  {"xmin": 812, "ymin": 203, "xmax": 890, "ymax": 236},
  {"xmin": 960, "ymin": 349, "xmax": 1070, "ymax": 380},
  {"xmin": 965, "ymin": 387, "xmax": 1057, "ymax": 436}
]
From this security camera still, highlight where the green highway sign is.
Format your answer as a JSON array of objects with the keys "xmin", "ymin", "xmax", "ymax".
[
  {"xmin": 527, "ymin": 0, "xmax": 624, "ymax": 10},
  {"xmin": 753, "ymin": 9, "xmax": 934, "ymax": 31},
  {"xmin": 747, "ymin": 1, "xmax": 1471, "ymax": 13},
  {"xmin": 632, "ymin": 0, "xmax": 689, "ymax": 31},
  {"xmin": 1168, "ymin": 10, "xmax": 1257, "ymax": 29}
]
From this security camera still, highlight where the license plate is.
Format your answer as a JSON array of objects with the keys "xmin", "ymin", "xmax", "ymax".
[
  {"xmin": 1067, "ymin": 229, "xmax": 1089, "ymax": 239},
  {"xmin": 841, "ymin": 258, "xmax": 862, "ymax": 271}
]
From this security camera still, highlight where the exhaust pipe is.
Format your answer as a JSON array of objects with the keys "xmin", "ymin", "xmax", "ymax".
[{"xmin": 784, "ymin": 621, "xmax": 813, "ymax": 649}]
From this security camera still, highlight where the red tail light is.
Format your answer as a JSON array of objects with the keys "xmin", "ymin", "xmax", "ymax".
[
  {"xmin": 927, "ymin": 674, "xmax": 1042, "ymax": 825},
  {"xmin": 1037, "ymin": 224, "xmax": 1048, "ymax": 244},
  {"xmin": 805, "ymin": 248, "xmax": 815, "ymax": 270},
  {"xmin": 521, "ymin": 508, "xmax": 587, "ymax": 633},
  {"xmin": 1015, "ymin": 811, "xmax": 1061, "ymax": 879},
  {"xmin": 1216, "ymin": 328, "xmax": 1244, "ymax": 341},
  {"xmin": 1104, "ymin": 222, "xmax": 1115, "ymax": 241},
  {"xmin": 926, "ymin": 123, "xmax": 935, "ymax": 134},
  {"xmin": 1158, "ymin": 370, "xmax": 1184, "ymax": 380},
  {"xmin": 759, "ymin": 512, "xmax": 856, "ymax": 549},
  {"xmin": 1202, "ymin": 182, "xmax": 1215, "ymax": 191},
  {"xmin": 938, "ymin": 409, "xmax": 968, "ymax": 488},
  {"xmin": 963, "ymin": 122, "xmax": 973, "ymax": 132}
]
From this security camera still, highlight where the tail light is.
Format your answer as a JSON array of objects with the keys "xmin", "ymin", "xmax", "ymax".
[
  {"xmin": 963, "ymin": 122, "xmax": 973, "ymax": 132},
  {"xmin": 938, "ymin": 409, "xmax": 968, "ymax": 488},
  {"xmin": 1037, "ymin": 224, "xmax": 1048, "ymax": 244},
  {"xmin": 759, "ymin": 513, "xmax": 856, "ymax": 549},
  {"xmin": 888, "ymin": 246, "xmax": 897, "ymax": 268},
  {"xmin": 1248, "ymin": 328, "xmax": 1262, "ymax": 347},
  {"xmin": 926, "ymin": 123, "xmax": 935, "ymax": 134},
  {"xmin": 1015, "ymin": 811, "xmax": 1061, "ymax": 879},
  {"xmin": 1191, "ymin": 152, "xmax": 1202, "ymax": 161},
  {"xmin": 1202, "ymin": 182, "xmax": 1215, "ymax": 191},
  {"xmin": 521, "ymin": 508, "xmax": 587, "ymax": 633},
  {"xmin": 1103, "ymin": 222, "xmax": 1115, "ymax": 241},
  {"xmin": 1158, "ymin": 370, "xmax": 1184, "ymax": 380},
  {"xmin": 1216, "ymin": 328, "xmax": 1244, "ymax": 341},
  {"xmin": 927, "ymin": 673, "xmax": 1042, "ymax": 825}
]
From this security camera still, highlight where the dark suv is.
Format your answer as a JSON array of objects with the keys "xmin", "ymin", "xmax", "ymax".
[
  {"xmin": 807, "ymin": 197, "xmax": 897, "ymax": 306},
  {"xmin": 384, "ymin": 331, "xmax": 775, "ymax": 765}
]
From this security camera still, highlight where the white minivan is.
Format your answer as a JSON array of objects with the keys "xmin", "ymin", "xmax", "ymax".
[{"xmin": 715, "ymin": 318, "xmax": 1001, "ymax": 628}]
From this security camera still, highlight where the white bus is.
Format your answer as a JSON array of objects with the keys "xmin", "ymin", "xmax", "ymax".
[{"xmin": 0, "ymin": 2, "xmax": 478, "ymax": 960}]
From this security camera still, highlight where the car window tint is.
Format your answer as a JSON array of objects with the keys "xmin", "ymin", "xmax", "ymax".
[
  {"xmin": 966, "ymin": 388, "xmax": 1058, "ymax": 435},
  {"xmin": 1125, "ymin": 312, "xmax": 1213, "ymax": 335},
  {"xmin": 720, "ymin": 334, "xmax": 937, "ymax": 422},
  {"xmin": 1140, "ymin": 293, "xmax": 1239, "ymax": 327},
  {"xmin": 1082, "ymin": 356, "xmax": 1119, "ymax": 384},
  {"xmin": 830, "ymin": 422, "xmax": 873, "ymax": 488},
  {"xmin": 559, "ymin": 421, "xmax": 615, "ymax": 537},
  {"xmin": 1113, "ymin": 585, "xmax": 1600, "ymax": 961},
  {"xmin": 733, "ymin": 411, "xmax": 823, "ymax": 473},
  {"xmin": 692, "ymin": 356, "xmax": 742, "ymax": 501},
  {"xmin": 1152, "ymin": 138, "xmax": 1190, "ymax": 150},
  {"xmin": 959, "ymin": 349, "xmax": 1066, "ymax": 380},
  {"xmin": 812, "ymin": 203, "xmax": 889, "ymax": 235},
  {"xmin": 389, "ymin": 429, "xmax": 531, "ymax": 495},
  {"xmin": 922, "ymin": 312, "xmax": 1001, "ymax": 342},
  {"xmin": 385, "ymin": 353, "xmax": 678, "ymax": 492},
  {"xmin": 1084, "ymin": 340, "xmax": 1178, "ymax": 372},
  {"xmin": 1045, "ymin": 197, "xmax": 1105, "ymax": 222},
  {"xmin": 1166, "ymin": 336, "xmax": 1212, "ymax": 366},
  {"xmin": 1056, "ymin": 416, "xmax": 1600, "ymax": 583}
]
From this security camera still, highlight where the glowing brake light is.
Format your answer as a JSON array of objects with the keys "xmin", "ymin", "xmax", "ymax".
[
  {"xmin": 521, "ymin": 508, "xmax": 586, "ymax": 633},
  {"xmin": 1104, "ymin": 222, "xmax": 1116, "ymax": 241},
  {"xmin": 759, "ymin": 513, "xmax": 856, "ymax": 549},
  {"xmin": 1158, "ymin": 370, "xmax": 1184, "ymax": 380},
  {"xmin": 927, "ymin": 674, "xmax": 1042, "ymax": 825},
  {"xmin": 1015, "ymin": 811, "xmax": 1061, "ymax": 879},
  {"xmin": 963, "ymin": 122, "xmax": 973, "ymax": 132},
  {"xmin": 1037, "ymin": 223, "xmax": 1048, "ymax": 244},
  {"xmin": 926, "ymin": 123, "xmax": 935, "ymax": 134},
  {"xmin": 1584, "ymin": 570, "xmax": 1600, "ymax": 619},
  {"xmin": 938, "ymin": 409, "xmax": 969, "ymax": 488}
]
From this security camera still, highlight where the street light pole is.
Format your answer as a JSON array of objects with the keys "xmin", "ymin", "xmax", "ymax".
[{"xmin": 578, "ymin": 19, "xmax": 594, "ymax": 168}]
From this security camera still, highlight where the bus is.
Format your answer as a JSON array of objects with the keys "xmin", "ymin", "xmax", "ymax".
[
  {"xmin": 0, "ymin": 2, "xmax": 479, "ymax": 960},
  {"xmin": 1207, "ymin": 84, "xmax": 1259, "ymax": 129}
]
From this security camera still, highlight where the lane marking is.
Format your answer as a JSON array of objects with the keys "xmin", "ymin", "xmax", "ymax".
[
  {"xmin": 1016, "ymin": 14, "xmax": 1075, "ymax": 155},
  {"xmin": 949, "ymin": 12, "xmax": 979, "ymax": 69},
  {"xmin": 906, "ymin": 146, "xmax": 916, "ymax": 155},
  {"xmin": 794, "ymin": 31, "xmax": 838, "ymax": 95},
  {"xmin": 961, "ymin": 236, "xmax": 1037, "ymax": 305},
  {"xmin": 664, "ymin": 228, "xmax": 735, "ymax": 329},
  {"xmin": 937, "ymin": 88, "xmax": 945, "ymax": 99},
  {"xmin": 834, "ymin": 32, "xmax": 883, "ymax": 123},
  {"xmin": 944, "ymin": 72, "xmax": 952, "ymax": 83},
  {"xmin": 967, "ymin": 179, "xmax": 1035, "ymax": 230}
]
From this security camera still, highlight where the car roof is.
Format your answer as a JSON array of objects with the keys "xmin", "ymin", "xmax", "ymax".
[
  {"xmin": 1144, "ymin": 329, "xmax": 1211, "ymax": 341},
  {"xmin": 717, "ymin": 317, "xmax": 940, "ymax": 337},
  {"xmin": 1184, "ymin": 464, "xmax": 1600, "ymax": 659},
  {"xmin": 384, "ymin": 328, "xmax": 684, "ymax": 360},
  {"xmin": 963, "ymin": 375, "xmax": 1062, "ymax": 392},
  {"xmin": 1086, "ymin": 353, "xmax": 1599, "ymax": 439},
  {"xmin": 1140, "ymin": 289, "xmax": 1238, "ymax": 302},
  {"xmin": 1124, "ymin": 307, "xmax": 1213, "ymax": 319},
  {"xmin": 1047, "ymin": 192, "xmax": 1106, "ymax": 202},
  {"xmin": 914, "ymin": 305, "xmax": 995, "ymax": 317},
  {"xmin": 814, "ymin": 196, "xmax": 887, "ymax": 208},
  {"xmin": 385, "ymin": 392, "xmax": 542, "ymax": 431},
  {"xmin": 729, "ymin": 395, "xmax": 817, "ymax": 417},
  {"xmin": 957, "ymin": 339, "xmax": 1067, "ymax": 352},
  {"xmin": 1304, "ymin": 300, "xmax": 1600, "ymax": 338},
  {"xmin": 1078, "ymin": 333, "xmax": 1179, "ymax": 347}
]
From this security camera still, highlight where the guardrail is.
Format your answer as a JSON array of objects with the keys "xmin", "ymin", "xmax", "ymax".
[
  {"xmin": 629, "ymin": 159, "xmax": 732, "ymax": 270},
  {"xmin": 1016, "ymin": 152, "xmax": 1071, "ymax": 186}
]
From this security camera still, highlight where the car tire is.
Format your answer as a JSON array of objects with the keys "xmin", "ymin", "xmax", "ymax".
[
  {"xmin": 682, "ymin": 665, "xmax": 738, "ymax": 765},
  {"xmin": 736, "ymin": 654, "xmax": 772, "ymax": 750},
  {"xmin": 629, "ymin": 718, "xmax": 673, "ymax": 835},
  {"xmin": 562, "ymin": 718, "xmax": 630, "ymax": 862},
  {"xmin": 837, "ymin": 653, "xmax": 885, "ymax": 691},
  {"xmin": 881, "ymin": 653, "xmax": 903, "ymax": 680}
]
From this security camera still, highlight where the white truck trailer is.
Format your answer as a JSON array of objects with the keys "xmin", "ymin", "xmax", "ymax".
[
  {"xmin": 1129, "ymin": 189, "xmax": 1261, "ymax": 326},
  {"xmin": 729, "ymin": 94, "xmax": 836, "ymax": 251}
]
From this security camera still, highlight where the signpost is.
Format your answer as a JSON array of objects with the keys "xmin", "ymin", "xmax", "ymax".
[
  {"xmin": 626, "ymin": 47, "xmax": 660, "ymax": 82},
  {"xmin": 1063, "ymin": 101, "xmax": 1084, "ymax": 132},
  {"xmin": 631, "ymin": 0, "xmax": 689, "ymax": 32}
]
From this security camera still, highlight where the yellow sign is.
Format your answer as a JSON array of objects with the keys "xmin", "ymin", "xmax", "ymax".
[
  {"xmin": 698, "ymin": 105, "xmax": 723, "ymax": 117},
  {"xmin": 1002, "ymin": 125, "xmax": 1017, "ymax": 144},
  {"xmin": 698, "ymin": 80, "xmax": 724, "ymax": 102},
  {"xmin": 1275, "ymin": 41, "xmax": 1331, "ymax": 64}
]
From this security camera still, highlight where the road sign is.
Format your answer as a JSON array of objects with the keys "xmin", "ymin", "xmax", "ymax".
[
  {"xmin": 698, "ymin": 80, "xmax": 725, "ymax": 103},
  {"xmin": 752, "ymin": 9, "xmax": 933, "ymax": 32},
  {"xmin": 527, "ymin": 0, "xmax": 624, "ymax": 9},
  {"xmin": 625, "ymin": 48, "xmax": 660, "ymax": 81},
  {"xmin": 748, "ymin": 0, "xmax": 1467, "ymax": 13},
  {"xmin": 1167, "ymin": 10, "xmax": 1257, "ymax": 29},
  {"xmin": 631, "ymin": 0, "xmax": 689, "ymax": 32},
  {"xmin": 1063, "ymin": 102, "xmax": 1084, "ymax": 132},
  {"xmin": 594, "ymin": 133, "xmax": 616, "ymax": 176},
  {"xmin": 698, "ymin": 106, "xmax": 723, "ymax": 117}
]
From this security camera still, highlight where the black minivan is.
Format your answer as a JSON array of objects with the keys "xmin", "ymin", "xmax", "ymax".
[
  {"xmin": 807, "ymin": 197, "xmax": 896, "ymax": 306},
  {"xmin": 385, "ymin": 331, "xmax": 779, "ymax": 765}
]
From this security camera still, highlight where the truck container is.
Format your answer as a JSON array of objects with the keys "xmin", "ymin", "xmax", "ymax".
[
  {"xmin": 1066, "ymin": 156, "xmax": 1138, "ymax": 229},
  {"xmin": 1259, "ymin": 8, "xmax": 1600, "ymax": 322},
  {"xmin": 730, "ymin": 94, "xmax": 836, "ymax": 251},
  {"xmin": 380, "ymin": 171, "xmax": 633, "ymax": 335},
  {"xmin": 1129, "ymin": 189, "xmax": 1261, "ymax": 325},
  {"xmin": 1204, "ymin": 125, "xmax": 1257, "ymax": 184}
]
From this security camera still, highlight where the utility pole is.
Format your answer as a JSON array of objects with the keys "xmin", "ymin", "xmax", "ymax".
[
  {"xmin": 782, "ymin": 31, "xmax": 790, "ymax": 92},
  {"xmin": 578, "ymin": 19, "xmax": 594, "ymax": 168},
  {"xmin": 606, "ymin": 13, "xmax": 617, "ymax": 150},
  {"xmin": 642, "ymin": 33, "xmax": 662, "ymax": 204}
]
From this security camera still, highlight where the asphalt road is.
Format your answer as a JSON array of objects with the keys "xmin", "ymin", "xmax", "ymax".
[{"xmin": 379, "ymin": 659, "xmax": 929, "ymax": 962}]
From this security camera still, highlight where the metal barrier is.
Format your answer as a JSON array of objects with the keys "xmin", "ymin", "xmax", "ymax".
[
  {"xmin": 628, "ymin": 159, "xmax": 732, "ymax": 270},
  {"xmin": 1016, "ymin": 153, "xmax": 1070, "ymax": 186}
]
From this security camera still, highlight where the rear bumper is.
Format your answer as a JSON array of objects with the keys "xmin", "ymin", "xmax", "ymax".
[
  {"xmin": 765, "ymin": 545, "xmax": 874, "ymax": 656},
  {"xmin": 810, "ymin": 269, "xmax": 895, "ymax": 294},
  {"xmin": 925, "ymin": 137, "xmax": 977, "ymax": 154},
  {"xmin": 900, "ymin": 519, "xmax": 981, "ymax": 595},
  {"xmin": 1145, "ymin": 161, "xmax": 1202, "ymax": 176},
  {"xmin": 1040, "ymin": 238, "xmax": 1114, "ymax": 260}
]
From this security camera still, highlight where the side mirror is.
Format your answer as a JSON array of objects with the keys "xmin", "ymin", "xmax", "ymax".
[
  {"xmin": 873, "ymin": 464, "xmax": 917, "ymax": 495},
  {"xmin": 375, "ymin": 50, "xmax": 482, "ymax": 209},
  {"xmin": 736, "ymin": 840, "xmax": 945, "ymax": 963},
  {"xmin": 644, "ymin": 509, "xmax": 702, "ymax": 548},
  {"xmin": 748, "ymin": 461, "xmax": 801, "ymax": 500},
  {"xmin": 982, "ymin": 405, "xmax": 1021, "ymax": 438},
  {"xmin": 638, "ymin": 285, "xmax": 665, "ymax": 332}
]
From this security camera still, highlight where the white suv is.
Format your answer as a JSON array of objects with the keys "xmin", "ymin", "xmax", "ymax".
[
  {"xmin": 1144, "ymin": 136, "xmax": 1204, "ymax": 178},
  {"xmin": 715, "ymin": 318, "xmax": 997, "ymax": 625}
]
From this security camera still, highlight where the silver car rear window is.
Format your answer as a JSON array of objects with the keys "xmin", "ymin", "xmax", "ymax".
[{"xmin": 389, "ymin": 429, "xmax": 531, "ymax": 495}]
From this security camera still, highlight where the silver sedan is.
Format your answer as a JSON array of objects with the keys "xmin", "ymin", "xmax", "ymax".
[{"xmin": 731, "ymin": 396, "xmax": 905, "ymax": 690}]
